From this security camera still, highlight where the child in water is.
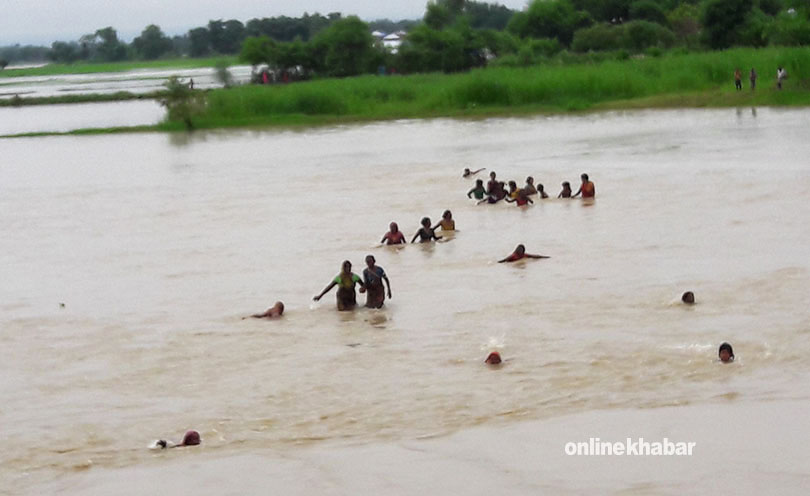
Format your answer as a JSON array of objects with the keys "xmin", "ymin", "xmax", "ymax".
[
  {"xmin": 558, "ymin": 181, "xmax": 572, "ymax": 198},
  {"xmin": 682, "ymin": 291, "xmax": 695, "ymax": 304},
  {"xmin": 433, "ymin": 210, "xmax": 455, "ymax": 231},
  {"xmin": 572, "ymin": 173, "xmax": 595, "ymax": 198},
  {"xmin": 468, "ymin": 179, "xmax": 486, "ymax": 200},
  {"xmin": 506, "ymin": 189, "xmax": 533, "ymax": 206},
  {"xmin": 498, "ymin": 244, "xmax": 549, "ymax": 263},
  {"xmin": 245, "ymin": 301, "xmax": 284, "ymax": 319},
  {"xmin": 381, "ymin": 222, "xmax": 406, "ymax": 245},
  {"xmin": 524, "ymin": 177, "xmax": 538, "ymax": 195},
  {"xmin": 313, "ymin": 260, "xmax": 366, "ymax": 311},
  {"xmin": 718, "ymin": 342, "xmax": 734, "ymax": 363},
  {"xmin": 506, "ymin": 181, "xmax": 520, "ymax": 200},
  {"xmin": 485, "ymin": 351, "xmax": 502, "ymax": 365},
  {"xmin": 536, "ymin": 183, "xmax": 549, "ymax": 199},
  {"xmin": 412, "ymin": 217, "xmax": 442, "ymax": 243},
  {"xmin": 152, "ymin": 430, "xmax": 201, "ymax": 449},
  {"xmin": 463, "ymin": 167, "xmax": 486, "ymax": 178}
]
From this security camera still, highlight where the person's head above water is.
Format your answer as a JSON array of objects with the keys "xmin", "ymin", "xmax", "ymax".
[
  {"xmin": 682, "ymin": 291, "xmax": 695, "ymax": 304},
  {"xmin": 485, "ymin": 351, "xmax": 502, "ymax": 365},
  {"xmin": 389, "ymin": 222, "xmax": 399, "ymax": 233},
  {"xmin": 562, "ymin": 181, "xmax": 570, "ymax": 188},
  {"xmin": 581, "ymin": 173, "xmax": 589, "ymax": 182},
  {"xmin": 421, "ymin": 217, "xmax": 431, "ymax": 227},
  {"xmin": 475, "ymin": 179, "xmax": 483, "ymax": 187},
  {"xmin": 181, "ymin": 430, "xmax": 201, "ymax": 446},
  {"xmin": 365, "ymin": 254, "xmax": 375, "ymax": 267},
  {"xmin": 537, "ymin": 183, "xmax": 545, "ymax": 192},
  {"xmin": 272, "ymin": 301, "xmax": 284, "ymax": 314},
  {"xmin": 527, "ymin": 176, "xmax": 534, "ymax": 185},
  {"xmin": 463, "ymin": 167, "xmax": 471, "ymax": 175},
  {"xmin": 443, "ymin": 210, "xmax": 452, "ymax": 220},
  {"xmin": 514, "ymin": 244, "xmax": 526, "ymax": 255},
  {"xmin": 718, "ymin": 342, "xmax": 734, "ymax": 363},
  {"xmin": 490, "ymin": 171, "xmax": 496, "ymax": 180},
  {"xmin": 342, "ymin": 260, "xmax": 352, "ymax": 273},
  {"xmin": 508, "ymin": 180, "xmax": 517, "ymax": 189}
]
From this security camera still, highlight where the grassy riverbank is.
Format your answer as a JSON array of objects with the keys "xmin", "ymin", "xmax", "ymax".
[
  {"xmin": 0, "ymin": 91, "xmax": 168, "ymax": 107},
  {"xmin": 0, "ymin": 56, "xmax": 237, "ymax": 78},
  {"xmin": 185, "ymin": 47, "xmax": 810, "ymax": 130}
]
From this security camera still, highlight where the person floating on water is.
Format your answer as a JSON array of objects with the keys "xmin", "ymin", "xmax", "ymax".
[
  {"xmin": 314, "ymin": 260, "xmax": 365, "ymax": 311},
  {"xmin": 468, "ymin": 179, "xmax": 486, "ymax": 200},
  {"xmin": 381, "ymin": 222, "xmax": 406, "ymax": 245},
  {"xmin": 245, "ymin": 301, "xmax": 284, "ymax": 319},
  {"xmin": 558, "ymin": 181, "xmax": 572, "ymax": 198},
  {"xmin": 524, "ymin": 176, "xmax": 537, "ymax": 195},
  {"xmin": 152, "ymin": 430, "xmax": 201, "ymax": 449},
  {"xmin": 412, "ymin": 217, "xmax": 442, "ymax": 243},
  {"xmin": 536, "ymin": 183, "xmax": 549, "ymax": 199},
  {"xmin": 718, "ymin": 342, "xmax": 734, "ymax": 363},
  {"xmin": 434, "ymin": 210, "xmax": 455, "ymax": 231},
  {"xmin": 463, "ymin": 167, "xmax": 486, "ymax": 178},
  {"xmin": 485, "ymin": 351, "xmax": 502, "ymax": 365},
  {"xmin": 734, "ymin": 68, "xmax": 742, "ymax": 91},
  {"xmin": 572, "ymin": 173, "xmax": 595, "ymax": 198},
  {"xmin": 363, "ymin": 255, "xmax": 391, "ymax": 308},
  {"xmin": 498, "ymin": 244, "xmax": 550, "ymax": 263},
  {"xmin": 682, "ymin": 291, "xmax": 695, "ymax": 304}
]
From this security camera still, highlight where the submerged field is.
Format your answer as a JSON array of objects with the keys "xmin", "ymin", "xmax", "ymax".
[
  {"xmin": 179, "ymin": 47, "xmax": 810, "ymax": 130},
  {"xmin": 0, "ymin": 56, "xmax": 237, "ymax": 78}
]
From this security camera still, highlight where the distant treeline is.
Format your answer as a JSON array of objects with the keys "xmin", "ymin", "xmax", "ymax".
[
  {"xmin": 2, "ymin": 0, "xmax": 809, "ymax": 74},
  {"xmin": 238, "ymin": 0, "xmax": 810, "ymax": 77}
]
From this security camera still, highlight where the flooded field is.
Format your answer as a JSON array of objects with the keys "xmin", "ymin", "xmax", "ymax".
[{"xmin": 1, "ymin": 108, "xmax": 809, "ymax": 495}]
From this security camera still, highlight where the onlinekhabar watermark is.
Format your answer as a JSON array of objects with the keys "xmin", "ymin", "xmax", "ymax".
[{"xmin": 564, "ymin": 438, "xmax": 696, "ymax": 456}]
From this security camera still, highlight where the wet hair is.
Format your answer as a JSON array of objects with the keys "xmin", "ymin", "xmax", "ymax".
[
  {"xmin": 562, "ymin": 181, "xmax": 570, "ymax": 187},
  {"xmin": 275, "ymin": 301, "xmax": 284, "ymax": 312},
  {"xmin": 681, "ymin": 291, "xmax": 695, "ymax": 304},
  {"xmin": 508, "ymin": 180, "xmax": 517, "ymax": 188},
  {"xmin": 365, "ymin": 254, "xmax": 375, "ymax": 264},
  {"xmin": 464, "ymin": 167, "xmax": 471, "ymax": 173},
  {"xmin": 421, "ymin": 217, "xmax": 431, "ymax": 226},
  {"xmin": 515, "ymin": 244, "xmax": 526, "ymax": 253},
  {"xmin": 485, "ymin": 351, "xmax": 502, "ymax": 365},
  {"xmin": 718, "ymin": 342, "xmax": 734, "ymax": 361},
  {"xmin": 527, "ymin": 176, "xmax": 534, "ymax": 183},
  {"xmin": 342, "ymin": 260, "xmax": 352, "ymax": 271},
  {"xmin": 475, "ymin": 179, "xmax": 483, "ymax": 186},
  {"xmin": 537, "ymin": 183, "xmax": 545, "ymax": 192},
  {"xmin": 390, "ymin": 222, "xmax": 398, "ymax": 230},
  {"xmin": 490, "ymin": 171, "xmax": 496, "ymax": 178},
  {"xmin": 443, "ymin": 210, "xmax": 452, "ymax": 218},
  {"xmin": 581, "ymin": 173, "xmax": 589, "ymax": 181},
  {"xmin": 181, "ymin": 430, "xmax": 201, "ymax": 446}
]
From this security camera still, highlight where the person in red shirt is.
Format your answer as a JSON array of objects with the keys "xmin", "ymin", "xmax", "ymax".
[
  {"xmin": 498, "ymin": 244, "xmax": 549, "ymax": 263},
  {"xmin": 380, "ymin": 222, "xmax": 406, "ymax": 245},
  {"xmin": 572, "ymin": 173, "xmax": 595, "ymax": 198}
]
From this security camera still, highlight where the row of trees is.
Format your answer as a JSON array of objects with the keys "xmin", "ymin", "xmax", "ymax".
[{"xmin": 237, "ymin": 0, "xmax": 810, "ymax": 78}]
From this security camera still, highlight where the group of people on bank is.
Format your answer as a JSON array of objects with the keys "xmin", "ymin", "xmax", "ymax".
[
  {"xmin": 465, "ymin": 168, "xmax": 595, "ymax": 206},
  {"xmin": 733, "ymin": 66, "xmax": 788, "ymax": 91}
]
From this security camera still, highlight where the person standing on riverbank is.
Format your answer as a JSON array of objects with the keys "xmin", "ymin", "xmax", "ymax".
[
  {"xmin": 363, "ymin": 255, "xmax": 391, "ymax": 308},
  {"xmin": 734, "ymin": 68, "xmax": 742, "ymax": 90},
  {"xmin": 572, "ymin": 173, "xmax": 595, "ymax": 198},
  {"xmin": 750, "ymin": 68, "xmax": 757, "ymax": 90},
  {"xmin": 777, "ymin": 67, "xmax": 787, "ymax": 90},
  {"xmin": 314, "ymin": 260, "xmax": 365, "ymax": 311}
]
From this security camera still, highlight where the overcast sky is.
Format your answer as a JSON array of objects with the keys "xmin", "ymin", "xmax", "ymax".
[{"xmin": 2, "ymin": 0, "xmax": 530, "ymax": 46}]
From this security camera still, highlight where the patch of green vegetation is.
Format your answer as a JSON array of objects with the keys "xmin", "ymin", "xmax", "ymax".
[
  {"xmin": 0, "ymin": 56, "xmax": 238, "ymax": 78},
  {"xmin": 0, "ymin": 91, "xmax": 166, "ymax": 107}
]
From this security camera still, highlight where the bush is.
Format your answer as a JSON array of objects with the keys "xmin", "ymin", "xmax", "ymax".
[
  {"xmin": 572, "ymin": 24, "xmax": 625, "ymax": 52},
  {"xmin": 623, "ymin": 21, "xmax": 675, "ymax": 51}
]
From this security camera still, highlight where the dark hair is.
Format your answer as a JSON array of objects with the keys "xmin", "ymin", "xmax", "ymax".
[
  {"xmin": 719, "ymin": 342, "xmax": 734, "ymax": 359},
  {"xmin": 562, "ymin": 181, "xmax": 570, "ymax": 187},
  {"xmin": 421, "ymin": 217, "xmax": 430, "ymax": 226},
  {"xmin": 581, "ymin": 173, "xmax": 589, "ymax": 181},
  {"xmin": 681, "ymin": 291, "xmax": 695, "ymax": 304},
  {"xmin": 476, "ymin": 179, "xmax": 483, "ymax": 185},
  {"xmin": 537, "ymin": 183, "xmax": 544, "ymax": 191}
]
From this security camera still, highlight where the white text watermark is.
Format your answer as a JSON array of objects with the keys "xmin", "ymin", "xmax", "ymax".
[{"xmin": 564, "ymin": 438, "xmax": 696, "ymax": 456}]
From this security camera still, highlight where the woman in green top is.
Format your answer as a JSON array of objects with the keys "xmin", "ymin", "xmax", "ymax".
[{"xmin": 313, "ymin": 260, "xmax": 366, "ymax": 311}]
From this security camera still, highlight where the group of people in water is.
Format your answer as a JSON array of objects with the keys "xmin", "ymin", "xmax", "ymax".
[{"xmin": 465, "ymin": 168, "xmax": 595, "ymax": 206}]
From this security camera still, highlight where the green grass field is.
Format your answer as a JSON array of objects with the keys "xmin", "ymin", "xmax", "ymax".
[
  {"xmin": 0, "ymin": 56, "xmax": 238, "ymax": 78},
  {"xmin": 186, "ymin": 47, "xmax": 810, "ymax": 130}
]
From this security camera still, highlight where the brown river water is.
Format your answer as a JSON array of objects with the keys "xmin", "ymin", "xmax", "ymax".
[{"xmin": 1, "ymin": 108, "xmax": 809, "ymax": 494}]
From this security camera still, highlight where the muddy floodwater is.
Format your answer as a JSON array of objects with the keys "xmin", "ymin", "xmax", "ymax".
[
  {"xmin": 1, "ymin": 108, "xmax": 809, "ymax": 495},
  {"xmin": 0, "ymin": 100, "xmax": 164, "ymax": 135}
]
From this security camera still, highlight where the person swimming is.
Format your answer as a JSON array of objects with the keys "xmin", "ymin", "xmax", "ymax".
[
  {"xmin": 245, "ymin": 301, "xmax": 284, "ymax": 319},
  {"xmin": 363, "ymin": 254, "xmax": 391, "ymax": 308},
  {"xmin": 313, "ymin": 260, "xmax": 366, "ymax": 311},
  {"xmin": 381, "ymin": 222, "xmax": 406, "ymax": 245},
  {"xmin": 468, "ymin": 179, "xmax": 486, "ymax": 200},
  {"xmin": 524, "ymin": 176, "xmax": 537, "ymax": 195},
  {"xmin": 536, "ymin": 183, "xmax": 549, "ymax": 199},
  {"xmin": 682, "ymin": 291, "xmax": 695, "ymax": 304},
  {"xmin": 558, "ymin": 181, "xmax": 572, "ymax": 198},
  {"xmin": 152, "ymin": 430, "xmax": 201, "ymax": 449},
  {"xmin": 412, "ymin": 217, "xmax": 442, "ymax": 243},
  {"xmin": 718, "ymin": 342, "xmax": 734, "ymax": 363},
  {"xmin": 463, "ymin": 167, "xmax": 486, "ymax": 178},
  {"xmin": 433, "ymin": 210, "xmax": 455, "ymax": 231},
  {"xmin": 485, "ymin": 351, "xmax": 502, "ymax": 365},
  {"xmin": 506, "ymin": 188, "xmax": 533, "ymax": 206},
  {"xmin": 572, "ymin": 173, "xmax": 595, "ymax": 198},
  {"xmin": 498, "ymin": 244, "xmax": 550, "ymax": 263}
]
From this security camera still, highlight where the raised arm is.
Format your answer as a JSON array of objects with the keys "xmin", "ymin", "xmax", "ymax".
[
  {"xmin": 472, "ymin": 168, "xmax": 486, "ymax": 174},
  {"xmin": 314, "ymin": 281, "xmax": 337, "ymax": 301},
  {"xmin": 411, "ymin": 230, "xmax": 420, "ymax": 243}
]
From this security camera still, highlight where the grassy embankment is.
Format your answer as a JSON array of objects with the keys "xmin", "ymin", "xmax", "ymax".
[
  {"xmin": 0, "ymin": 56, "xmax": 237, "ymax": 78},
  {"xmin": 172, "ymin": 46, "xmax": 810, "ymax": 131}
]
